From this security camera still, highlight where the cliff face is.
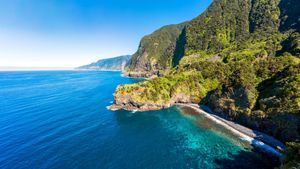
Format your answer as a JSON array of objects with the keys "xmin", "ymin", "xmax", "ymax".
[
  {"xmin": 126, "ymin": 24, "xmax": 186, "ymax": 76},
  {"xmin": 78, "ymin": 55, "xmax": 131, "ymax": 71},
  {"xmin": 126, "ymin": 0, "xmax": 299, "ymax": 75},
  {"xmin": 113, "ymin": 0, "xmax": 300, "ymax": 146}
]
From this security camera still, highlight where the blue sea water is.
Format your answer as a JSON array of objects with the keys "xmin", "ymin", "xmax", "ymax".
[{"xmin": 0, "ymin": 71, "xmax": 274, "ymax": 169}]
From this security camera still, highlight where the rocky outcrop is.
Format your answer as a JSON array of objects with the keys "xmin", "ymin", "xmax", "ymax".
[
  {"xmin": 110, "ymin": 92, "xmax": 193, "ymax": 111},
  {"xmin": 109, "ymin": 95, "xmax": 171, "ymax": 112},
  {"xmin": 124, "ymin": 71, "xmax": 157, "ymax": 78}
]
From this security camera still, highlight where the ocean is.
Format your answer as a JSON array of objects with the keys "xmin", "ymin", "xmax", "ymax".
[{"xmin": 0, "ymin": 71, "xmax": 275, "ymax": 169}]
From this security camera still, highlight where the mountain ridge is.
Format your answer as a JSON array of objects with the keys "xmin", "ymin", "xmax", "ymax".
[
  {"xmin": 126, "ymin": 0, "xmax": 299, "ymax": 77},
  {"xmin": 78, "ymin": 55, "xmax": 131, "ymax": 71}
]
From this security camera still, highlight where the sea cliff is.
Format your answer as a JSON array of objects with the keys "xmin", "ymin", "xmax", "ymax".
[{"xmin": 111, "ymin": 0, "xmax": 300, "ymax": 167}]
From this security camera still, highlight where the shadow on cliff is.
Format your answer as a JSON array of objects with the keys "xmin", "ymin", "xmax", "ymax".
[{"xmin": 172, "ymin": 27, "xmax": 186, "ymax": 67}]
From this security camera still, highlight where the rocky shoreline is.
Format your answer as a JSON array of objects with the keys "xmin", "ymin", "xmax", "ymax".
[
  {"xmin": 109, "ymin": 101, "xmax": 285, "ymax": 158},
  {"xmin": 109, "ymin": 102, "xmax": 171, "ymax": 111},
  {"xmin": 110, "ymin": 70, "xmax": 287, "ymax": 158},
  {"xmin": 123, "ymin": 71, "xmax": 154, "ymax": 78},
  {"xmin": 109, "ymin": 99, "xmax": 191, "ymax": 112}
]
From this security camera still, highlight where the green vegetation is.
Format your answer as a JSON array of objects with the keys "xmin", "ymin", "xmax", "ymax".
[
  {"xmin": 186, "ymin": 0, "xmax": 251, "ymax": 53},
  {"xmin": 117, "ymin": 70, "xmax": 220, "ymax": 104},
  {"xmin": 127, "ymin": 0, "xmax": 299, "ymax": 74},
  {"xmin": 282, "ymin": 142, "xmax": 300, "ymax": 169},
  {"xmin": 127, "ymin": 23, "xmax": 186, "ymax": 72},
  {"xmin": 115, "ymin": 0, "xmax": 300, "ymax": 167}
]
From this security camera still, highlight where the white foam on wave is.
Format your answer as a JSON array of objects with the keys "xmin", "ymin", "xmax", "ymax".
[
  {"xmin": 131, "ymin": 110, "xmax": 138, "ymax": 114},
  {"xmin": 177, "ymin": 104, "xmax": 283, "ymax": 158}
]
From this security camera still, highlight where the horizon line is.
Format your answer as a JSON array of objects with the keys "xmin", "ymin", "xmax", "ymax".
[{"xmin": 0, "ymin": 66, "xmax": 75, "ymax": 71}]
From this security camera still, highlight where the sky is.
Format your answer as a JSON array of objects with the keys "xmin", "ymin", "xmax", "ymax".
[{"xmin": 0, "ymin": 0, "xmax": 212, "ymax": 68}]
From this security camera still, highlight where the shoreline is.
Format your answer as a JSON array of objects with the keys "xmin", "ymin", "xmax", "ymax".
[
  {"xmin": 111, "ymin": 72, "xmax": 285, "ymax": 158},
  {"xmin": 175, "ymin": 103, "xmax": 285, "ymax": 158}
]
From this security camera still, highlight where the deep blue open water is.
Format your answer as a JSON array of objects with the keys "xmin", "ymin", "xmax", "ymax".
[{"xmin": 0, "ymin": 71, "xmax": 275, "ymax": 169}]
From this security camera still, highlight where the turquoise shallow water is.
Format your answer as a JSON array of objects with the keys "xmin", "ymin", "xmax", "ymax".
[{"xmin": 0, "ymin": 71, "xmax": 275, "ymax": 169}]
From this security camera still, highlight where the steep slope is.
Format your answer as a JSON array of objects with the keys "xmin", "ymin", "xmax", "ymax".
[
  {"xmin": 185, "ymin": 0, "xmax": 252, "ymax": 54},
  {"xmin": 127, "ymin": 0, "xmax": 299, "ymax": 75},
  {"xmin": 78, "ymin": 55, "xmax": 131, "ymax": 71},
  {"xmin": 126, "ymin": 23, "xmax": 186, "ymax": 76}
]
